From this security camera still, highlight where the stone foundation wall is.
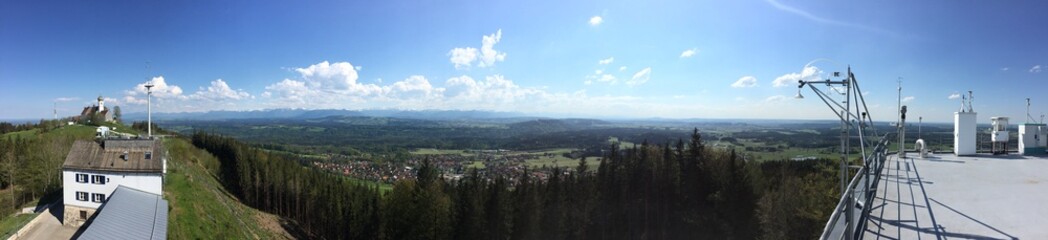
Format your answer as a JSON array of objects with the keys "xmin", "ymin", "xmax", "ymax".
[{"xmin": 62, "ymin": 205, "xmax": 96, "ymax": 227}]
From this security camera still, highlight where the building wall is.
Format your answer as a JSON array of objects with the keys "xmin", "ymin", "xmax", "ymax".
[
  {"xmin": 954, "ymin": 112, "xmax": 977, "ymax": 155},
  {"xmin": 63, "ymin": 205, "xmax": 96, "ymax": 227},
  {"xmin": 1019, "ymin": 124, "xmax": 1047, "ymax": 155},
  {"xmin": 62, "ymin": 169, "xmax": 162, "ymax": 210}
]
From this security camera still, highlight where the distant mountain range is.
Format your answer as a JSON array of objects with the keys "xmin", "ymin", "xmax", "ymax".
[{"xmin": 123, "ymin": 109, "xmax": 531, "ymax": 122}]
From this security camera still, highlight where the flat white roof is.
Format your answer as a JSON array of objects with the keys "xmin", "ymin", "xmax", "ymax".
[{"xmin": 864, "ymin": 152, "xmax": 1048, "ymax": 239}]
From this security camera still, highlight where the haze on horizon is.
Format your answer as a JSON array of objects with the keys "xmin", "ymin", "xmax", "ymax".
[{"xmin": 2, "ymin": 0, "xmax": 1047, "ymax": 123}]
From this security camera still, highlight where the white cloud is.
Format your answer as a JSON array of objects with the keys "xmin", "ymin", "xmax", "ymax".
[
  {"xmin": 189, "ymin": 79, "xmax": 252, "ymax": 101},
  {"xmin": 449, "ymin": 47, "xmax": 479, "ymax": 69},
  {"xmin": 902, "ymin": 96, "xmax": 915, "ymax": 102},
  {"xmin": 731, "ymin": 76, "xmax": 758, "ymax": 88},
  {"xmin": 585, "ymin": 69, "xmax": 618, "ymax": 85},
  {"xmin": 385, "ymin": 75, "xmax": 444, "ymax": 99},
  {"xmin": 626, "ymin": 67, "xmax": 651, "ymax": 86},
  {"xmin": 618, "ymin": 66, "xmax": 627, "ymax": 72},
  {"xmin": 598, "ymin": 57, "xmax": 614, "ymax": 65},
  {"xmin": 948, "ymin": 93, "xmax": 961, "ymax": 100},
  {"xmin": 444, "ymin": 75, "xmax": 542, "ymax": 105},
  {"xmin": 448, "ymin": 30, "xmax": 506, "ymax": 69},
  {"xmin": 122, "ymin": 96, "xmax": 146, "ymax": 105},
  {"xmin": 773, "ymin": 65, "xmax": 822, "ymax": 87},
  {"xmin": 54, "ymin": 97, "xmax": 79, "ymax": 102},
  {"xmin": 1001, "ymin": 67, "xmax": 1009, "ymax": 71},
  {"xmin": 263, "ymin": 79, "xmax": 311, "ymax": 102},
  {"xmin": 297, "ymin": 61, "xmax": 370, "ymax": 92},
  {"xmin": 589, "ymin": 16, "xmax": 603, "ymax": 26},
  {"xmin": 478, "ymin": 30, "xmax": 506, "ymax": 68},
  {"xmin": 679, "ymin": 48, "xmax": 697, "ymax": 58},
  {"xmin": 127, "ymin": 76, "xmax": 185, "ymax": 99},
  {"xmin": 1030, "ymin": 65, "xmax": 1042, "ymax": 73}
]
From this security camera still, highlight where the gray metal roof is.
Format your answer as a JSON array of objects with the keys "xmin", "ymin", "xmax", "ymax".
[{"xmin": 78, "ymin": 185, "xmax": 168, "ymax": 240}]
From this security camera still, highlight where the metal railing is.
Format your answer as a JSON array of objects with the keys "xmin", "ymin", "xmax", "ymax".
[{"xmin": 820, "ymin": 133, "xmax": 892, "ymax": 240}]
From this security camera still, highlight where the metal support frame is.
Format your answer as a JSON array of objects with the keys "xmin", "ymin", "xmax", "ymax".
[{"xmin": 799, "ymin": 67, "xmax": 887, "ymax": 240}]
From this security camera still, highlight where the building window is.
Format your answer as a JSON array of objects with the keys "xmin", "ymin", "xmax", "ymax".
[
  {"xmin": 91, "ymin": 175, "xmax": 106, "ymax": 185},
  {"xmin": 75, "ymin": 174, "xmax": 88, "ymax": 183},
  {"xmin": 145, "ymin": 151, "xmax": 152, "ymax": 160},
  {"xmin": 76, "ymin": 191, "xmax": 88, "ymax": 201},
  {"xmin": 91, "ymin": 193, "xmax": 106, "ymax": 203},
  {"xmin": 79, "ymin": 210, "xmax": 87, "ymax": 220}
]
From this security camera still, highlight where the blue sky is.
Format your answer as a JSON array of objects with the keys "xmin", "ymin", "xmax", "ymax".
[{"xmin": 2, "ymin": 0, "xmax": 1046, "ymax": 122}]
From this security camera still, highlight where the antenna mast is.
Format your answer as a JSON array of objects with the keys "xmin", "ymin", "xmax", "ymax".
[{"xmin": 144, "ymin": 61, "xmax": 154, "ymax": 138}]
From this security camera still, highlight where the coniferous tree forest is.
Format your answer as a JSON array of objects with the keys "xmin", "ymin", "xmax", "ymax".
[{"xmin": 190, "ymin": 129, "xmax": 841, "ymax": 240}]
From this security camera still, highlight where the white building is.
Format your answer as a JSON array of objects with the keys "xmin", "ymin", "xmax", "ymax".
[{"xmin": 62, "ymin": 138, "xmax": 164, "ymax": 227}]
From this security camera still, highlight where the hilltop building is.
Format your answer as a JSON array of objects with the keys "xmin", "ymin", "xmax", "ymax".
[
  {"xmin": 62, "ymin": 138, "xmax": 165, "ymax": 228},
  {"xmin": 79, "ymin": 96, "xmax": 115, "ymax": 123}
]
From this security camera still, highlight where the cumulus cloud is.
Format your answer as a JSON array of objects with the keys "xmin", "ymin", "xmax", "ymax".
[
  {"xmin": 188, "ymin": 79, "xmax": 252, "ymax": 101},
  {"xmin": 385, "ymin": 75, "xmax": 443, "ymax": 99},
  {"xmin": 948, "ymin": 93, "xmax": 961, "ymax": 100},
  {"xmin": 679, "ymin": 48, "xmax": 697, "ymax": 58},
  {"xmin": 127, "ymin": 76, "xmax": 184, "ymax": 98},
  {"xmin": 296, "ymin": 61, "xmax": 376, "ymax": 93},
  {"xmin": 444, "ymin": 75, "xmax": 542, "ymax": 106},
  {"xmin": 773, "ymin": 65, "xmax": 822, "ymax": 87},
  {"xmin": 589, "ymin": 16, "xmax": 603, "ymax": 26},
  {"xmin": 902, "ymin": 96, "xmax": 915, "ymax": 102},
  {"xmin": 598, "ymin": 57, "xmax": 614, "ymax": 65},
  {"xmin": 448, "ymin": 30, "xmax": 506, "ymax": 69},
  {"xmin": 1030, "ymin": 65, "xmax": 1042, "ymax": 73},
  {"xmin": 626, "ymin": 68, "xmax": 651, "ymax": 86},
  {"xmin": 449, "ymin": 47, "xmax": 479, "ymax": 69},
  {"xmin": 479, "ymin": 30, "xmax": 506, "ymax": 67},
  {"xmin": 618, "ymin": 66, "xmax": 627, "ymax": 72},
  {"xmin": 732, "ymin": 76, "xmax": 758, "ymax": 88},
  {"xmin": 264, "ymin": 79, "xmax": 311, "ymax": 102}
]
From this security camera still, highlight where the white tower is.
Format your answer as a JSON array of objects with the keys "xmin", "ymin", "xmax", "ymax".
[
  {"xmin": 97, "ymin": 96, "xmax": 105, "ymax": 112},
  {"xmin": 954, "ymin": 91, "xmax": 976, "ymax": 155}
]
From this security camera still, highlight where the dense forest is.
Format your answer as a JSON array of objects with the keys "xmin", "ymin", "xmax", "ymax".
[
  {"xmin": 0, "ymin": 119, "xmax": 86, "ymax": 218},
  {"xmin": 191, "ymin": 129, "xmax": 841, "ymax": 239}
]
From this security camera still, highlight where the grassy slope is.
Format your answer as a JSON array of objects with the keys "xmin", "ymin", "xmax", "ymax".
[
  {"xmin": 164, "ymin": 138, "xmax": 292, "ymax": 239},
  {"xmin": 4, "ymin": 124, "xmax": 291, "ymax": 239}
]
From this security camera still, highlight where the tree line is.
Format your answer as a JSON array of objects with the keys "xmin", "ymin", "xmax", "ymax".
[
  {"xmin": 0, "ymin": 121, "xmax": 86, "ymax": 219},
  {"xmin": 191, "ymin": 129, "xmax": 840, "ymax": 239}
]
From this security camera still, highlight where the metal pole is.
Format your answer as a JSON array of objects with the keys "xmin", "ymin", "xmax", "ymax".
[
  {"xmin": 843, "ymin": 74, "xmax": 854, "ymax": 240},
  {"xmin": 146, "ymin": 85, "xmax": 153, "ymax": 138},
  {"xmin": 840, "ymin": 109, "xmax": 850, "ymax": 240}
]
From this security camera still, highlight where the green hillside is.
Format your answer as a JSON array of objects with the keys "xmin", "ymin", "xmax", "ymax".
[
  {"xmin": 1, "ymin": 123, "xmax": 292, "ymax": 239},
  {"xmin": 164, "ymin": 137, "xmax": 293, "ymax": 239}
]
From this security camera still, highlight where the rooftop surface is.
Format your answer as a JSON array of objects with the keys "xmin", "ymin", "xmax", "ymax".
[
  {"xmin": 864, "ymin": 152, "xmax": 1048, "ymax": 240},
  {"xmin": 77, "ymin": 185, "xmax": 168, "ymax": 240},
  {"xmin": 62, "ymin": 139, "xmax": 163, "ymax": 173}
]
